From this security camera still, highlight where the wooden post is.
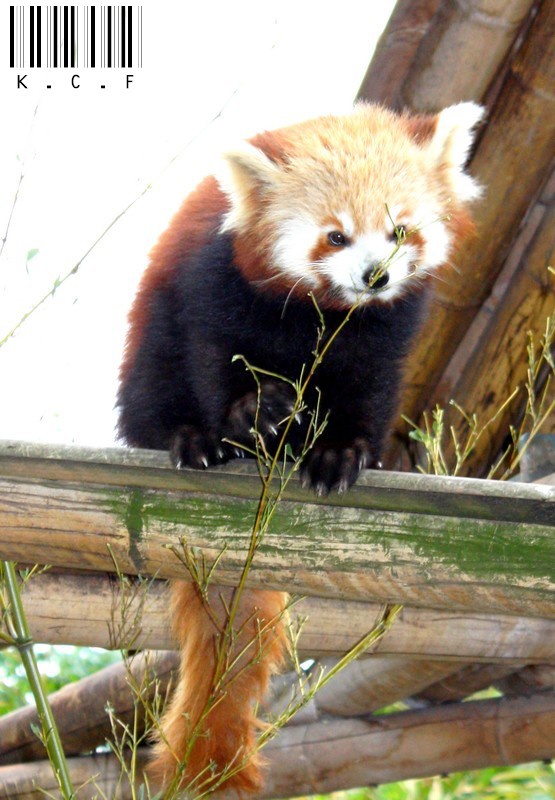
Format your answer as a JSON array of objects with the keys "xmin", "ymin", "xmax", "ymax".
[{"xmin": 394, "ymin": 0, "xmax": 555, "ymax": 448}]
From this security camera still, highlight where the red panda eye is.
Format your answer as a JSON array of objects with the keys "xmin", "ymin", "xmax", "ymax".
[
  {"xmin": 328, "ymin": 231, "xmax": 348, "ymax": 247},
  {"xmin": 389, "ymin": 225, "xmax": 407, "ymax": 243}
]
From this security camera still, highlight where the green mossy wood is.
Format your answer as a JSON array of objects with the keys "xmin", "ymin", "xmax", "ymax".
[{"xmin": 0, "ymin": 441, "xmax": 553, "ymax": 619}]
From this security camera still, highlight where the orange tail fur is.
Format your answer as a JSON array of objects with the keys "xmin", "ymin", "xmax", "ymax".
[{"xmin": 149, "ymin": 580, "xmax": 288, "ymax": 795}]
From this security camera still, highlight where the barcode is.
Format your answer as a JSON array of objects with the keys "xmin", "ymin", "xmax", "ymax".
[{"xmin": 9, "ymin": 5, "xmax": 143, "ymax": 69}]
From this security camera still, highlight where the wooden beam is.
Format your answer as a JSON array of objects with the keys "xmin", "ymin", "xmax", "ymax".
[
  {"xmin": 0, "ymin": 752, "xmax": 148, "ymax": 800},
  {"xmin": 0, "ymin": 652, "xmax": 178, "ymax": 766},
  {"xmin": 393, "ymin": 0, "xmax": 555, "ymax": 450},
  {"xmin": 436, "ymin": 170, "xmax": 555, "ymax": 475},
  {"xmin": 16, "ymin": 572, "xmax": 555, "ymax": 663},
  {"xmin": 271, "ymin": 656, "xmax": 466, "ymax": 721},
  {"xmin": 261, "ymin": 694, "xmax": 555, "ymax": 798},
  {"xmin": 358, "ymin": 0, "xmax": 535, "ymax": 109},
  {"xmin": 415, "ymin": 663, "xmax": 527, "ymax": 704},
  {"xmin": 1, "ymin": 695, "xmax": 554, "ymax": 799},
  {"xmin": 0, "ymin": 442, "xmax": 553, "ymax": 619},
  {"xmin": 357, "ymin": 0, "xmax": 442, "ymax": 108},
  {"xmin": 496, "ymin": 663, "xmax": 555, "ymax": 695}
]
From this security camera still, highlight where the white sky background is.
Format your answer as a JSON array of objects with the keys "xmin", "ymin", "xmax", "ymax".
[{"xmin": 0, "ymin": 0, "xmax": 395, "ymax": 448}]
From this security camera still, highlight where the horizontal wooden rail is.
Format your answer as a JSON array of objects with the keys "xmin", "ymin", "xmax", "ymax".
[
  {"xmin": 1, "ymin": 694, "xmax": 553, "ymax": 799},
  {"xmin": 0, "ymin": 440, "xmax": 554, "ymax": 618},
  {"xmin": 0, "ymin": 651, "xmax": 177, "ymax": 766},
  {"xmin": 16, "ymin": 572, "xmax": 555, "ymax": 663}
]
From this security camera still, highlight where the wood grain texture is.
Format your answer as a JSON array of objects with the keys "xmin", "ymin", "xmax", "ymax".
[
  {"xmin": 396, "ymin": 0, "xmax": 555, "ymax": 442},
  {"xmin": 0, "ymin": 652, "xmax": 178, "ymax": 766},
  {"xmin": 1, "ymin": 695, "xmax": 554, "ymax": 799},
  {"xmin": 15, "ymin": 572, "xmax": 555, "ymax": 663},
  {"xmin": 401, "ymin": 0, "xmax": 536, "ymax": 109},
  {"xmin": 0, "ymin": 752, "xmax": 147, "ymax": 800},
  {"xmin": 438, "ymin": 174, "xmax": 555, "ymax": 474},
  {"xmin": 358, "ymin": 0, "xmax": 535, "ymax": 110},
  {"xmin": 356, "ymin": 0, "xmax": 442, "ymax": 108},
  {"xmin": 0, "ymin": 442, "xmax": 553, "ymax": 618},
  {"xmin": 261, "ymin": 694, "xmax": 555, "ymax": 797}
]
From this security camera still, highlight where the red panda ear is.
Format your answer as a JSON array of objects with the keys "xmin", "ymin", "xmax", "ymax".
[
  {"xmin": 426, "ymin": 102, "xmax": 485, "ymax": 203},
  {"xmin": 217, "ymin": 144, "xmax": 281, "ymax": 232}
]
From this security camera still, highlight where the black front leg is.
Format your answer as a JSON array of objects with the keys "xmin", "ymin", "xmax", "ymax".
[
  {"xmin": 170, "ymin": 340, "xmax": 235, "ymax": 470},
  {"xmin": 300, "ymin": 382, "xmax": 395, "ymax": 494}
]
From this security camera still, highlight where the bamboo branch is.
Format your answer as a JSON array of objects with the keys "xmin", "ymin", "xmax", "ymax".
[
  {"xmin": 0, "ymin": 563, "xmax": 75, "ymax": 798},
  {"xmin": 270, "ymin": 656, "xmax": 466, "ymax": 721},
  {"xmin": 0, "ymin": 651, "xmax": 178, "ymax": 767}
]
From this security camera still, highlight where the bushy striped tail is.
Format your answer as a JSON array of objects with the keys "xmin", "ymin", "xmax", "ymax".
[{"xmin": 149, "ymin": 580, "xmax": 288, "ymax": 795}]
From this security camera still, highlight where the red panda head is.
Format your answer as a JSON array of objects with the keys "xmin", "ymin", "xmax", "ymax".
[{"xmin": 217, "ymin": 102, "xmax": 484, "ymax": 309}]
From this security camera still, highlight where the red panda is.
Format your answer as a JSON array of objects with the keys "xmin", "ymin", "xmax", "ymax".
[{"xmin": 117, "ymin": 102, "xmax": 483, "ymax": 794}]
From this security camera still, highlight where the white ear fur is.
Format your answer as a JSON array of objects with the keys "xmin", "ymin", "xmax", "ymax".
[
  {"xmin": 428, "ymin": 102, "xmax": 485, "ymax": 202},
  {"xmin": 216, "ymin": 143, "xmax": 281, "ymax": 232}
]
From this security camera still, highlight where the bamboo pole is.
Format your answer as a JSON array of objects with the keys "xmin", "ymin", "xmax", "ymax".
[
  {"xmin": 0, "ymin": 443, "xmax": 553, "ymax": 619},
  {"xmin": 1, "ymin": 694, "xmax": 554, "ymax": 799},
  {"xmin": 14, "ymin": 572, "xmax": 555, "ymax": 663},
  {"xmin": 0, "ymin": 562, "xmax": 75, "ymax": 799},
  {"xmin": 0, "ymin": 651, "xmax": 178, "ymax": 766}
]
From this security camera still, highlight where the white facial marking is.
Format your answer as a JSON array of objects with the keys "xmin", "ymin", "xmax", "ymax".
[
  {"xmin": 272, "ymin": 217, "xmax": 321, "ymax": 286},
  {"xmin": 318, "ymin": 230, "xmax": 415, "ymax": 304},
  {"xmin": 271, "ymin": 203, "xmax": 454, "ymax": 306},
  {"xmin": 336, "ymin": 211, "xmax": 355, "ymax": 239},
  {"xmin": 422, "ymin": 220, "xmax": 450, "ymax": 268}
]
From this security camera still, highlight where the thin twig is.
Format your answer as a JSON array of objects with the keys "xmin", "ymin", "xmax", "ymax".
[
  {"xmin": 0, "ymin": 89, "xmax": 241, "ymax": 350},
  {"xmin": 0, "ymin": 103, "xmax": 40, "ymax": 262}
]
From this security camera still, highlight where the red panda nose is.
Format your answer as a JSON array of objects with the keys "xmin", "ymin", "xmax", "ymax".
[{"xmin": 363, "ymin": 264, "xmax": 390, "ymax": 290}]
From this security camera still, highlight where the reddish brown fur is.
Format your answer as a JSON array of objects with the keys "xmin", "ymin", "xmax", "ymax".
[
  {"xmin": 402, "ymin": 113, "xmax": 439, "ymax": 145},
  {"xmin": 122, "ymin": 104, "xmax": 482, "ymax": 796},
  {"xmin": 445, "ymin": 204, "xmax": 476, "ymax": 244},
  {"xmin": 120, "ymin": 176, "xmax": 228, "ymax": 381},
  {"xmin": 150, "ymin": 583, "xmax": 288, "ymax": 794}
]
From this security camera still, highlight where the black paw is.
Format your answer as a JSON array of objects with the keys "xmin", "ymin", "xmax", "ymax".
[
  {"xmin": 169, "ymin": 426, "xmax": 231, "ymax": 470},
  {"xmin": 224, "ymin": 381, "xmax": 301, "ymax": 451},
  {"xmin": 301, "ymin": 438, "xmax": 379, "ymax": 495}
]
